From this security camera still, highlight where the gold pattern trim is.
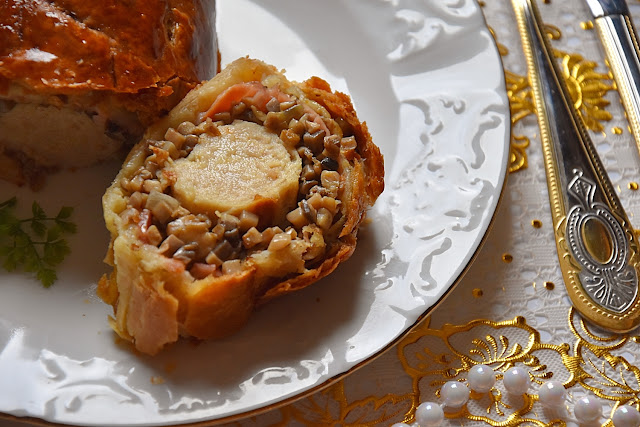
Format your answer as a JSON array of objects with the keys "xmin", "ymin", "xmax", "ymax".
[{"xmin": 274, "ymin": 310, "xmax": 640, "ymax": 426}]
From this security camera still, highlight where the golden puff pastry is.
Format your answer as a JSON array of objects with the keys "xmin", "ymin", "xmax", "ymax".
[{"xmin": 0, "ymin": 0, "xmax": 217, "ymax": 188}]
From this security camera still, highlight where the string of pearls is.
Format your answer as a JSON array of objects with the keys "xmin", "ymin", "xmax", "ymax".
[{"xmin": 391, "ymin": 365, "xmax": 640, "ymax": 427}]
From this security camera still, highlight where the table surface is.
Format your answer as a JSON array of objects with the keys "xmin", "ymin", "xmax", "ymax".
[{"xmin": 7, "ymin": 0, "xmax": 640, "ymax": 426}]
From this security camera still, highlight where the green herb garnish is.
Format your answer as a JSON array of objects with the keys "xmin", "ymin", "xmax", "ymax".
[{"xmin": 0, "ymin": 197, "xmax": 77, "ymax": 287}]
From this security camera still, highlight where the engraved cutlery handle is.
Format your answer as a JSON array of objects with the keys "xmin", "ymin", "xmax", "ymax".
[{"xmin": 512, "ymin": 0, "xmax": 640, "ymax": 331}]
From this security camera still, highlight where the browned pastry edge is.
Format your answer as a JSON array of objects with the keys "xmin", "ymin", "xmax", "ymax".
[{"xmin": 0, "ymin": 0, "xmax": 215, "ymax": 94}]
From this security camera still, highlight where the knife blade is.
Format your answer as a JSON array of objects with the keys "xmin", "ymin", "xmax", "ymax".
[
  {"xmin": 586, "ymin": 0, "xmax": 640, "ymax": 156},
  {"xmin": 511, "ymin": 0, "xmax": 640, "ymax": 332}
]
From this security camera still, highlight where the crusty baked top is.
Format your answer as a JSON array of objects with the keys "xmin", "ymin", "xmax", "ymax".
[{"xmin": 0, "ymin": 0, "xmax": 215, "ymax": 95}]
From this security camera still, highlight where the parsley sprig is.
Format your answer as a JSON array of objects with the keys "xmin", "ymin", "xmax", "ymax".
[{"xmin": 0, "ymin": 197, "xmax": 77, "ymax": 287}]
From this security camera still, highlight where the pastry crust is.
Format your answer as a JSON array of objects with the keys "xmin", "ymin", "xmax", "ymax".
[
  {"xmin": 0, "ymin": 0, "xmax": 217, "ymax": 187},
  {"xmin": 99, "ymin": 57, "xmax": 384, "ymax": 355}
]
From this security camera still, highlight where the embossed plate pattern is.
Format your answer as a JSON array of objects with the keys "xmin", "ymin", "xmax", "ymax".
[{"xmin": 0, "ymin": 0, "xmax": 510, "ymax": 425}]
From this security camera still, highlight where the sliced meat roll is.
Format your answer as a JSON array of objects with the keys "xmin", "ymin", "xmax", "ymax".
[{"xmin": 98, "ymin": 57, "xmax": 384, "ymax": 355}]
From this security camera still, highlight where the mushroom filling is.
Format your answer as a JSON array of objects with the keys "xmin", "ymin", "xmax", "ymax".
[{"xmin": 118, "ymin": 82, "xmax": 359, "ymax": 279}]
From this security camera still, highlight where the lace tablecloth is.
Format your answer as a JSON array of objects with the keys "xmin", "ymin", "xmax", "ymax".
[{"xmin": 7, "ymin": 0, "xmax": 640, "ymax": 426}]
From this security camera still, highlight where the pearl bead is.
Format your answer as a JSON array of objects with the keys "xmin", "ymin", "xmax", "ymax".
[
  {"xmin": 612, "ymin": 406, "xmax": 640, "ymax": 427},
  {"xmin": 503, "ymin": 367, "xmax": 530, "ymax": 395},
  {"xmin": 415, "ymin": 402, "xmax": 444, "ymax": 427},
  {"xmin": 441, "ymin": 381, "xmax": 470, "ymax": 407},
  {"xmin": 574, "ymin": 395, "xmax": 602, "ymax": 423},
  {"xmin": 391, "ymin": 423, "xmax": 411, "ymax": 427},
  {"xmin": 538, "ymin": 381, "xmax": 566, "ymax": 408},
  {"xmin": 468, "ymin": 364, "xmax": 496, "ymax": 393}
]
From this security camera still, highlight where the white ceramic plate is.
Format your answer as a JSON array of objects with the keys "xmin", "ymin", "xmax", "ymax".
[{"xmin": 0, "ymin": 0, "xmax": 510, "ymax": 425}]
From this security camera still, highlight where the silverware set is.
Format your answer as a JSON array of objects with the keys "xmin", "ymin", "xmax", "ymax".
[{"xmin": 511, "ymin": 0, "xmax": 640, "ymax": 331}]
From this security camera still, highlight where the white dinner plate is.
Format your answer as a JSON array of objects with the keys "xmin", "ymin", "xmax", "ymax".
[{"xmin": 0, "ymin": 0, "xmax": 510, "ymax": 425}]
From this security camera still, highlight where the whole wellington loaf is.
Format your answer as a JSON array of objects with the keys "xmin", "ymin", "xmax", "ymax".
[
  {"xmin": 0, "ymin": 0, "xmax": 217, "ymax": 188},
  {"xmin": 98, "ymin": 57, "xmax": 385, "ymax": 355}
]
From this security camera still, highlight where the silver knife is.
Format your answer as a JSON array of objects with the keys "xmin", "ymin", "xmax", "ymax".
[
  {"xmin": 512, "ymin": 0, "xmax": 640, "ymax": 332},
  {"xmin": 586, "ymin": 0, "xmax": 640, "ymax": 156}
]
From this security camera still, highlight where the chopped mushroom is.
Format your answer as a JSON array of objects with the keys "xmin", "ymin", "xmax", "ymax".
[
  {"xmin": 145, "ymin": 191, "xmax": 180, "ymax": 224},
  {"xmin": 117, "ymin": 86, "xmax": 355, "ymax": 274}
]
